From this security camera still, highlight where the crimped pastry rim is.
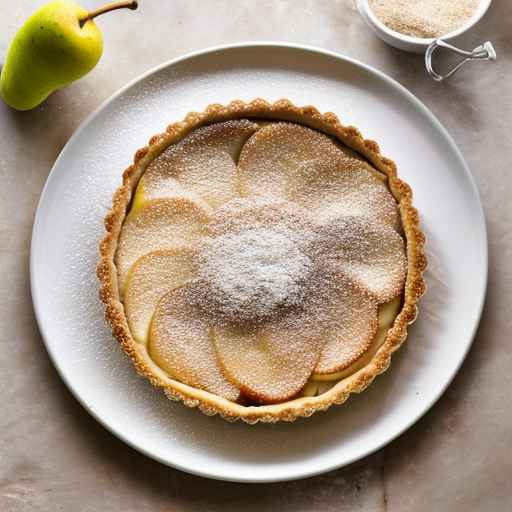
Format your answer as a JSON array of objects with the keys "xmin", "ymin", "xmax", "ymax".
[{"xmin": 97, "ymin": 99, "xmax": 427, "ymax": 424}]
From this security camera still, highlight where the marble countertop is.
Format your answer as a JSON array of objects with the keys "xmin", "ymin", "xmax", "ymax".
[{"xmin": 1, "ymin": 0, "xmax": 511, "ymax": 510}]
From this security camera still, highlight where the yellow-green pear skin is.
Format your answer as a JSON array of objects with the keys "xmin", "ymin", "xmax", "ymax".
[{"xmin": 0, "ymin": 0, "xmax": 103, "ymax": 111}]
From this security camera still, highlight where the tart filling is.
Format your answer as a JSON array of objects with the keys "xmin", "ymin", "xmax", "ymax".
[{"xmin": 98, "ymin": 100, "xmax": 426, "ymax": 423}]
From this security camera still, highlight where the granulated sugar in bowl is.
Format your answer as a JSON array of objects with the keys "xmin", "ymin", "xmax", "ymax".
[
  {"xmin": 357, "ymin": 0, "xmax": 492, "ymax": 53},
  {"xmin": 368, "ymin": 0, "xmax": 479, "ymax": 38}
]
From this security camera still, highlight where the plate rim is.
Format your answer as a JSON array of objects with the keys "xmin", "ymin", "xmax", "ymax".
[{"xmin": 30, "ymin": 41, "xmax": 488, "ymax": 483}]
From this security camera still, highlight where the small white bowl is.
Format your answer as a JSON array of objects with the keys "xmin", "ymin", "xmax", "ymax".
[{"xmin": 357, "ymin": 0, "xmax": 492, "ymax": 54}]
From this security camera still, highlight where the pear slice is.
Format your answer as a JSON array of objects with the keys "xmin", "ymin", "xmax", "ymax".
[
  {"xmin": 313, "ymin": 275, "xmax": 379, "ymax": 375},
  {"xmin": 143, "ymin": 120, "xmax": 259, "ymax": 208},
  {"xmin": 213, "ymin": 307, "xmax": 327, "ymax": 404},
  {"xmin": 130, "ymin": 175, "xmax": 211, "ymax": 217},
  {"xmin": 238, "ymin": 122, "xmax": 342, "ymax": 199},
  {"xmin": 301, "ymin": 380, "xmax": 337, "ymax": 397},
  {"xmin": 237, "ymin": 122, "xmax": 399, "ymax": 229},
  {"xmin": 310, "ymin": 216, "xmax": 407, "ymax": 303},
  {"xmin": 293, "ymin": 163, "xmax": 400, "ymax": 230},
  {"xmin": 312, "ymin": 296, "xmax": 402, "ymax": 381},
  {"xmin": 124, "ymin": 249, "xmax": 198, "ymax": 344},
  {"xmin": 115, "ymin": 198, "xmax": 208, "ymax": 294},
  {"xmin": 149, "ymin": 285, "xmax": 240, "ymax": 402}
]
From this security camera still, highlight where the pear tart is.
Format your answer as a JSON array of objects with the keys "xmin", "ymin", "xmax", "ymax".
[{"xmin": 98, "ymin": 99, "xmax": 426, "ymax": 423}]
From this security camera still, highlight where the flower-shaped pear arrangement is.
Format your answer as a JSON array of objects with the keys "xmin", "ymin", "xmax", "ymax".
[{"xmin": 98, "ymin": 99, "xmax": 426, "ymax": 423}]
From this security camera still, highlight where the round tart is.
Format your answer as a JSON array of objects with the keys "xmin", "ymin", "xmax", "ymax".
[{"xmin": 97, "ymin": 99, "xmax": 426, "ymax": 424}]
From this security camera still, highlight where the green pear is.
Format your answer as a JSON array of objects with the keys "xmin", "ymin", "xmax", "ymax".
[{"xmin": 0, "ymin": 0, "xmax": 137, "ymax": 111}]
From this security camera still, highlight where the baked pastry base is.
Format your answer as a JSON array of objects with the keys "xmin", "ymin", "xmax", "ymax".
[{"xmin": 97, "ymin": 99, "xmax": 427, "ymax": 424}]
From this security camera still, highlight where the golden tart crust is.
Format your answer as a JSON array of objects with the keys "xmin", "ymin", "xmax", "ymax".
[{"xmin": 97, "ymin": 99, "xmax": 427, "ymax": 424}]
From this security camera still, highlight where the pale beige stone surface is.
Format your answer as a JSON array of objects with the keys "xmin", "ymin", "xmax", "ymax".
[{"xmin": 0, "ymin": 1, "xmax": 510, "ymax": 510}]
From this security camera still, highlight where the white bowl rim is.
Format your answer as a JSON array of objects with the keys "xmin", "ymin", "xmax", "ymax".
[{"xmin": 357, "ymin": 0, "xmax": 492, "ymax": 47}]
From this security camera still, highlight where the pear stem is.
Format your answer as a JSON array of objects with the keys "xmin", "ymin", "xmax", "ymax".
[{"xmin": 79, "ymin": 1, "xmax": 138, "ymax": 27}]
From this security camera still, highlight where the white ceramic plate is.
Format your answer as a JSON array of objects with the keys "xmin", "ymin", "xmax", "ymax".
[{"xmin": 31, "ymin": 43, "xmax": 487, "ymax": 483}]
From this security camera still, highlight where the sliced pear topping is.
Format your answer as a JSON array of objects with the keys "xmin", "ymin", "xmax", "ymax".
[
  {"xmin": 209, "ymin": 262, "xmax": 337, "ymax": 404},
  {"xmin": 115, "ymin": 119, "xmax": 409, "ymax": 406},
  {"xmin": 238, "ymin": 122, "xmax": 343, "ymax": 199},
  {"xmin": 378, "ymin": 295, "xmax": 403, "ymax": 328},
  {"xmin": 124, "ymin": 249, "xmax": 198, "ymax": 344},
  {"xmin": 129, "ymin": 177, "xmax": 146, "ymax": 217},
  {"xmin": 310, "ymin": 216, "xmax": 407, "ymax": 303},
  {"xmin": 313, "ymin": 296, "xmax": 402, "ymax": 381},
  {"xmin": 237, "ymin": 122, "xmax": 399, "ymax": 229},
  {"xmin": 143, "ymin": 120, "xmax": 259, "ymax": 208},
  {"xmin": 213, "ymin": 307, "xmax": 326, "ymax": 404},
  {"xmin": 314, "ymin": 274, "xmax": 379, "ymax": 375},
  {"xmin": 115, "ymin": 198, "xmax": 208, "ymax": 294},
  {"xmin": 294, "ymin": 163, "xmax": 400, "ymax": 230},
  {"xmin": 131, "ymin": 175, "xmax": 211, "ymax": 215},
  {"xmin": 149, "ymin": 285, "xmax": 240, "ymax": 402},
  {"xmin": 301, "ymin": 380, "xmax": 337, "ymax": 397}
]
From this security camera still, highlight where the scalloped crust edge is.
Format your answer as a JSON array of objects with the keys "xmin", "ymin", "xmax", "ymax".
[{"xmin": 97, "ymin": 98, "xmax": 427, "ymax": 424}]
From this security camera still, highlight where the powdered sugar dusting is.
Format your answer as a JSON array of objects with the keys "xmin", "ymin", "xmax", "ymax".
[
  {"xmin": 144, "ymin": 120, "xmax": 258, "ymax": 208},
  {"xmin": 196, "ymin": 227, "xmax": 312, "ymax": 323},
  {"xmin": 311, "ymin": 215, "xmax": 407, "ymax": 303}
]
